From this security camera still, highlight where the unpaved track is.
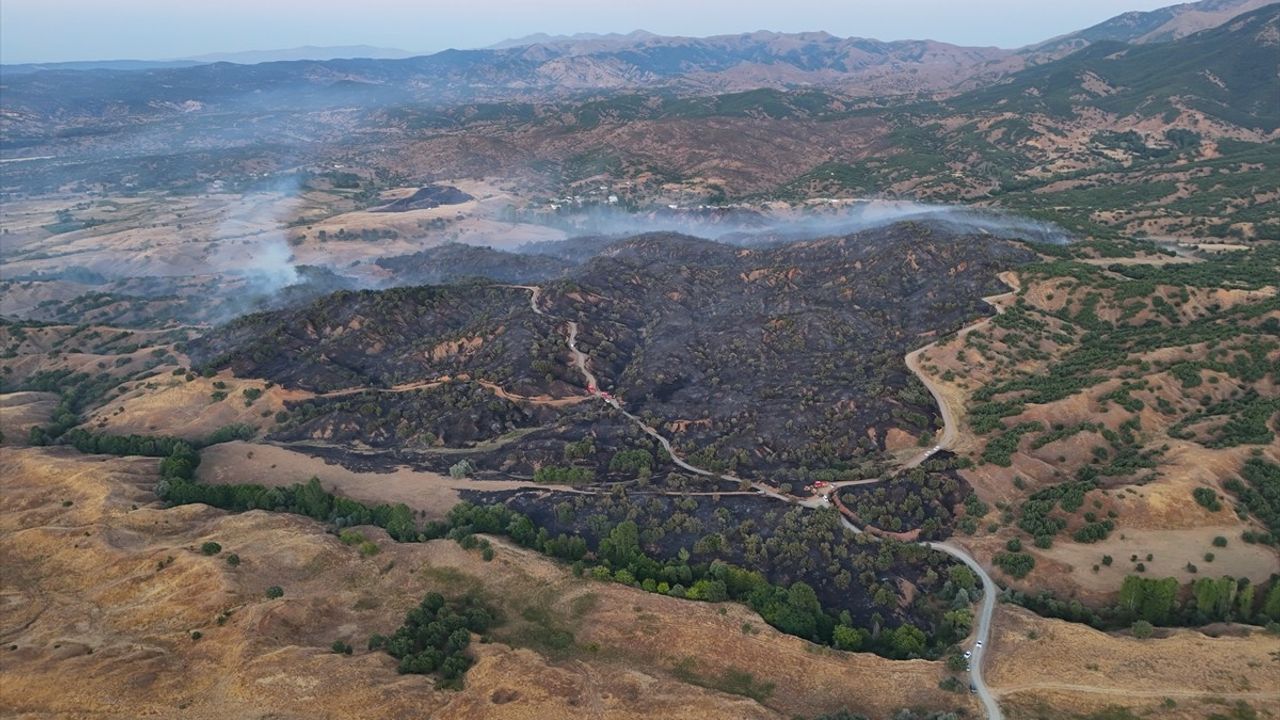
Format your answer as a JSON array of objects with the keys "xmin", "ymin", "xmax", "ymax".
[
  {"xmin": 567, "ymin": 320, "xmax": 793, "ymax": 502},
  {"xmin": 903, "ymin": 272, "xmax": 1021, "ymax": 467},
  {"xmin": 518, "ymin": 283, "xmax": 1009, "ymax": 719}
]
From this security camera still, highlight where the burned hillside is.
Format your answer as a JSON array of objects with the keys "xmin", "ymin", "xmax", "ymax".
[
  {"xmin": 542, "ymin": 222, "xmax": 1036, "ymax": 482},
  {"xmin": 188, "ymin": 221, "xmax": 1034, "ymax": 486},
  {"xmin": 186, "ymin": 284, "xmax": 573, "ymax": 395}
]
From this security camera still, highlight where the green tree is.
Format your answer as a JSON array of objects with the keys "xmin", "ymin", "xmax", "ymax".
[
  {"xmin": 833, "ymin": 625, "xmax": 862, "ymax": 651},
  {"xmin": 599, "ymin": 521, "xmax": 640, "ymax": 567},
  {"xmin": 295, "ymin": 477, "xmax": 333, "ymax": 520},
  {"xmin": 887, "ymin": 623, "xmax": 926, "ymax": 658},
  {"xmin": 384, "ymin": 503, "xmax": 416, "ymax": 541}
]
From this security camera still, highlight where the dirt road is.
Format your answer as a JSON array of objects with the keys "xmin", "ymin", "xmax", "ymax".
[
  {"xmin": 565, "ymin": 320, "xmax": 795, "ymax": 503},
  {"xmin": 902, "ymin": 272, "xmax": 1021, "ymax": 467},
  {"xmin": 520, "ymin": 283, "xmax": 1008, "ymax": 720}
]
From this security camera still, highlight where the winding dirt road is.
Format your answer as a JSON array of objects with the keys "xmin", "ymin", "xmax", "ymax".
[
  {"xmin": 567, "ymin": 321, "xmax": 796, "ymax": 503},
  {"xmin": 903, "ymin": 272, "xmax": 1021, "ymax": 467},
  {"xmin": 517, "ymin": 282, "xmax": 1009, "ymax": 720},
  {"xmin": 897, "ymin": 273, "xmax": 1020, "ymax": 720}
]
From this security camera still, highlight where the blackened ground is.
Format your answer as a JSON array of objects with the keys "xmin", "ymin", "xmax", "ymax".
[
  {"xmin": 543, "ymin": 222, "xmax": 1035, "ymax": 482},
  {"xmin": 468, "ymin": 487, "xmax": 968, "ymax": 638}
]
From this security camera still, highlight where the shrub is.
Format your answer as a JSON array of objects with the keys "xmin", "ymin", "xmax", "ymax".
[
  {"xmin": 994, "ymin": 551, "xmax": 1035, "ymax": 579},
  {"xmin": 265, "ymin": 585, "xmax": 284, "ymax": 599},
  {"xmin": 1192, "ymin": 487, "xmax": 1222, "ymax": 512},
  {"xmin": 1212, "ymin": 536, "xmax": 1228, "ymax": 548},
  {"xmin": 1131, "ymin": 620, "xmax": 1154, "ymax": 639},
  {"xmin": 381, "ymin": 593, "xmax": 493, "ymax": 685},
  {"xmin": 200, "ymin": 541, "xmax": 222, "ymax": 556},
  {"xmin": 225, "ymin": 553, "xmax": 241, "ymax": 567}
]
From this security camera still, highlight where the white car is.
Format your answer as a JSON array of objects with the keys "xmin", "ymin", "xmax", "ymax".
[
  {"xmin": 975, "ymin": 640, "xmax": 983, "ymax": 648},
  {"xmin": 963, "ymin": 650, "xmax": 972, "ymax": 659}
]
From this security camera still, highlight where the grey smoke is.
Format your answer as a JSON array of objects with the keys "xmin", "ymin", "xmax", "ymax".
[
  {"xmin": 215, "ymin": 176, "xmax": 302, "ymax": 295},
  {"xmin": 510, "ymin": 200, "xmax": 1073, "ymax": 250}
]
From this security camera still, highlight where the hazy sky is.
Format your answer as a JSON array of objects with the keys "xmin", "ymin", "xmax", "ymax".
[{"xmin": 2, "ymin": 0, "xmax": 1177, "ymax": 64}]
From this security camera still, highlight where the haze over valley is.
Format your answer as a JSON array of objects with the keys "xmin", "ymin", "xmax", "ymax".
[{"xmin": 1, "ymin": 2, "xmax": 1278, "ymax": 719}]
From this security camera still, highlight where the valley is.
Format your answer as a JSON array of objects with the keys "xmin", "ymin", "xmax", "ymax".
[{"xmin": 2, "ymin": 1, "xmax": 1278, "ymax": 718}]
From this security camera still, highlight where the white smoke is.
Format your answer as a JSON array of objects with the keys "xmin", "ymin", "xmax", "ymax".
[
  {"xmin": 513, "ymin": 199, "xmax": 1073, "ymax": 249},
  {"xmin": 212, "ymin": 176, "xmax": 303, "ymax": 295},
  {"xmin": 240, "ymin": 232, "xmax": 300, "ymax": 289}
]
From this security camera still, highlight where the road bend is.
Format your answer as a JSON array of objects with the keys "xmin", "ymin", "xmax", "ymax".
[{"xmin": 515, "ymin": 284, "xmax": 1004, "ymax": 720}]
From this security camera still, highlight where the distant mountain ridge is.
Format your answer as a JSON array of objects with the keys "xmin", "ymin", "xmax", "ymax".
[
  {"xmin": 486, "ymin": 31, "xmax": 660, "ymax": 51},
  {"xmin": 0, "ymin": 30, "xmax": 1018, "ymax": 117},
  {"xmin": 0, "ymin": 59, "xmax": 206, "ymax": 75},
  {"xmin": 1, "ymin": 0, "xmax": 1269, "ymax": 106},
  {"xmin": 179, "ymin": 45, "xmax": 418, "ymax": 64},
  {"xmin": 1024, "ymin": 0, "xmax": 1276, "ymax": 60},
  {"xmin": 955, "ymin": 3, "xmax": 1280, "ymax": 131},
  {"xmin": 0, "ymin": 45, "xmax": 420, "ymax": 74}
]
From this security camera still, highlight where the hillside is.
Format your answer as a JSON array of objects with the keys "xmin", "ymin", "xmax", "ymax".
[
  {"xmin": 0, "ymin": 446, "xmax": 971, "ymax": 720},
  {"xmin": 2, "ymin": 1, "xmax": 1279, "ymax": 718},
  {"xmin": 955, "ymin": 4, "xmax": 1280, "ymax": 129},
  {"xmin": 2, "ymin": 6, "xmax": 1275, "ymax": 245},
  {"xmin": 188, "ymin": 222, "xmax": 1035, "ymax": 483},
  {"xmin": 0, "ymin": 31, "xmax": 1011, "ymax": 124},
  {"xmin": 905, "ymin": 238, "xmax": 1280, "ymax": 607},
  {"xmin": 1025, "ymin": 0, "xmax": 1276, "ymax": 59},
  {"xmin": 786, "ymin": 5, "xmax": 1280, "ymax": 239},
  {"xmin": 542, "ymin": 225, "xmax": 1035, "ymax": 480},
  {"xmin": 186, "ymin": 284, "xmax": 568, "ymax": 395}
]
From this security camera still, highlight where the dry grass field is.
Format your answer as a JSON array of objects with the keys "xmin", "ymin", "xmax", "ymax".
[
  {"xmin": 0, "ymin": 445, "xmax": 971, "ymax": 720},
  {"xmin": 988, "ymin": 605, "xmax": 1280, "ymax": 720}
]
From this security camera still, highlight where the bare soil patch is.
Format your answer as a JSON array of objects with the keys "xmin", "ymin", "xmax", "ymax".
[{"xmin": 197, "ymin": 441, "xmax": 557, "ymax": 518}]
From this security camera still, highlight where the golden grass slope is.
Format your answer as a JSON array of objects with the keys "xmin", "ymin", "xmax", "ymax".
[
  {"xmin": 0, "ymin": 446, "xmax": 968, "ymax": 719},
  {"xmin": 0, "ymin": 392, "xmax": 57, "ymax": 445},
  {"xmin": 988, "ymin": 605, "xmax": 1280, "ymax": 720}
]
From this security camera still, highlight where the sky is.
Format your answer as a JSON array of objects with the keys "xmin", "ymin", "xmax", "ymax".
[{"xmin": 1, "ymin": 0, "xmax": 1178, "ymax": 64}]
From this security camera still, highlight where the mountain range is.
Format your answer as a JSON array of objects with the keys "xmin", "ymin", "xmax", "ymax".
[
  {"xmin": 0, "ymin": 0, "xmax": 1275, "ymax": 240},
  {"xmin": 1, "ymin": 0, "xmax": 1270, "ymax": 103}
]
